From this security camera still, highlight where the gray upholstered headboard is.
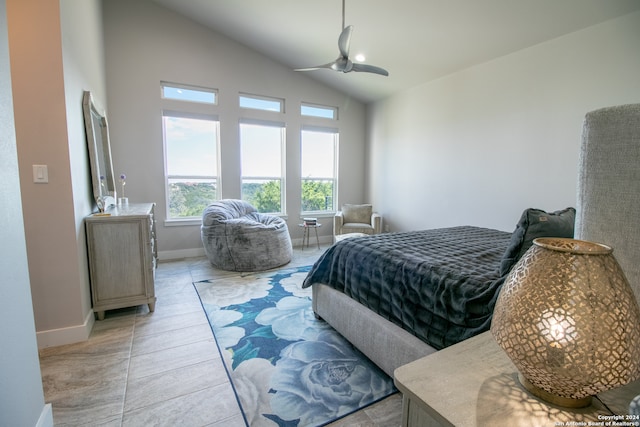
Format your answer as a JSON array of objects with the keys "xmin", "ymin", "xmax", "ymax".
[{"xmin": 575, "ymin": 104, "xmax": 640, "ymax": 305}]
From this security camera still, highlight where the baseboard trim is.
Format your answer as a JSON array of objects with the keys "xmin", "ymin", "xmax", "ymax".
[
  {"xmin": 36, "ymin": 310, "xmax": 95, "ymax": 349},
  {"xmin": 158, "ymin": 247, "xmax": 206, "ymax": 261},
  {"xmin": 293, "ymin": 235, "xmax": 332, "ymax": 248},
  {"xmin": 36, "ymin": 403, "xmax": 53, "ymax": 427}
]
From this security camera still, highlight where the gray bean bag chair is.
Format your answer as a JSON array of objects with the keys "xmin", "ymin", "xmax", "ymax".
[{"xmin": 201, "ymin": 199, "xmax": 292, "ymax": 272}]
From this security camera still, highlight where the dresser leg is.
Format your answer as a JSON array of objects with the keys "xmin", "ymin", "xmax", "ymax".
[
  {"xmin": 96, "ymin": 311, "xmax": 105, "ymax": 321},
  {"xmin": 148, "ymin": 300, "xmax": 156, "ymax": 313}
]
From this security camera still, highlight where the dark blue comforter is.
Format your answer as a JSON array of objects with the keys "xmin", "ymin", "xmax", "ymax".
[{"xmin": 302, "ymin": 226, "xmax": 511, "ymax": 350}]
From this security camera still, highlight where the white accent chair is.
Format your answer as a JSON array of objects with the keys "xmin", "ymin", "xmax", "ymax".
[{"xmin": 334, "ymin": 203, "xmax": 382, "ymax": 240}]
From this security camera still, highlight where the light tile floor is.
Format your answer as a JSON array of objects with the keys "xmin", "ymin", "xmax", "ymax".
[{"xmin": 39, "ymin": 245, "xmax": 403, "ymax": 426}]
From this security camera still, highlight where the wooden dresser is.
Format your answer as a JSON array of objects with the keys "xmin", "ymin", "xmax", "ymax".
[{"xmin": 85, "ymin": 203, "xmax": 157, "ymax": 320}]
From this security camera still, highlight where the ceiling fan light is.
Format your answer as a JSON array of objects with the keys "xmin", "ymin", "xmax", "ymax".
[{"xmin": 354, "ymin": 53, "xmax": 366, "ymax": 62}]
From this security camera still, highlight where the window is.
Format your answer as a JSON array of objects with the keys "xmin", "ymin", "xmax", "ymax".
[
  {"xmin": 240, "ymin": 120, "xmax": 285, "ymax": 214},
  {"xmin": 301, "ymin": 102, "xmax": 337, "ymax": 120},
  {"xmin": 301, "ymin": 127, "xmax": 338, "ymax": 213},
  {"xmin": 239, "ymin": 93, "xmax": 284, "ymax": 113},
  {"xmin": 162, "ymin": 111, "xmax": 220, "ymax": 219},
  {"xmin": 161, "ymin": 82, "xmax": 217, "ymax": 104}
]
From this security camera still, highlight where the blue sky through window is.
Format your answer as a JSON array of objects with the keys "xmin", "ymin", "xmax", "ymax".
[
  {"xmin": 239, "ymin": 95, "xmax": 283, "ymax": 112},
  {"xmin": 162, "ymin": 85, "xmax": 216, "ymax": 104},
  {"xmin": 240, "ymin": 123, "xmax": 282, "ymax": 176},
  {"xmin": 301, "ymin": 104, "xmax": 336, "ymax": 120},
  {"xmin": 164, "ymin": 116, "xmax": 217, "ymax": 176},
  {"xmin": 302, "ymin": 130, "xmax": 336, "ymax": 177}
]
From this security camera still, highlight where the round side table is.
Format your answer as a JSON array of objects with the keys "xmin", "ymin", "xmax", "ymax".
[{"xmin": 298, "ymin": 222, "xmax": 321, "ymax": 249}]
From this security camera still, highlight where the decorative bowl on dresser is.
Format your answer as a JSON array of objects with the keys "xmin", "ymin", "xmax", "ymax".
[{"xmin": 85, "ymin": 203, "xmax": 157, "ymax": 320}]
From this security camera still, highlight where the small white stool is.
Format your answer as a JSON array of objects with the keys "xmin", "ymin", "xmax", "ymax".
[{"xmin": 299, "ymin": 223, "xmax": 322, "ymax": 249}]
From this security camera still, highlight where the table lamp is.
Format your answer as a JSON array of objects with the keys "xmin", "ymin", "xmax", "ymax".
[{"xmin": 491, "ymin": 238, "xmax": 640, "ymax": 408}]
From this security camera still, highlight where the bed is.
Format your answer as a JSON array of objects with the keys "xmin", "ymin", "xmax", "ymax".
[
  {"xmin": 302, "ymin": 103, "xmax": 640, "ymax": 378},
  {"xmin": 304, "ymin": 226, "xmax": 510, "ymax": 348},
  {"xmin": 303, "ymin": 210, "xmax": 575, "ymax": 376}
]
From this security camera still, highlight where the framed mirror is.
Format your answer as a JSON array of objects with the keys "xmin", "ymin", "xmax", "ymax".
[{"xmin": 83, "ymin": 91, "xmax": 116, "ymax": 210}]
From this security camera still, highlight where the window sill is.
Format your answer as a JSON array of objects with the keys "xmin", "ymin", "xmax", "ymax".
[
  {"xmin": 299, "ymin": 212, "xmax": 336, "ymax": 219},
  {"xmin": 164, "ymin": 218, "xmax": 202, "ymax": 227}
]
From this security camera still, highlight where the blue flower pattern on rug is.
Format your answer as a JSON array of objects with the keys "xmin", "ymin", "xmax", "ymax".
[{"xmin": 194, "ymin": 266, "xmax": 396, "ymax": 427}]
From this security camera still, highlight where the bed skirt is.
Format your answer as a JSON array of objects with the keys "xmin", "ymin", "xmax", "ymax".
[{"xmin": 312, "ymin": 283, "xmax": 437, "ymax": 377}]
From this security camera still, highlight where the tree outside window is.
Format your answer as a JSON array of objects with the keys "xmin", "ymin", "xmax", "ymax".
[
  {"xmin": 240, "ymin": 121, "xmax": 285, "ymax": 213},
  {"xmin": 163, "ymin": 113, "xmax": 219, "ymax": 218},
  {"xmin": 301, "ymin": 128, "xmax": 337, "ymax": 213}
]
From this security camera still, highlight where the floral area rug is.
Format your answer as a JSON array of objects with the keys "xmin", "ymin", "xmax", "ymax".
[{"xmin": 193, "ymin": 265, "xmax": 396, "ymax": 427}]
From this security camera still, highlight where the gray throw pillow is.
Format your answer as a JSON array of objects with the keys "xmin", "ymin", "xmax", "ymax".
[{"xmin": 499, "ymin": 207, "xmax": 576, "ymax": 276}]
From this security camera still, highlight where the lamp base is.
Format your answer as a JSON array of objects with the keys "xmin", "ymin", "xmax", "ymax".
[{"xmin": 518, "ymin": 373, "xmax": 592, "ymax": 408}]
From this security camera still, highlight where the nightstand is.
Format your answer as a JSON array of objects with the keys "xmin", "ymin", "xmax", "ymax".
[{"xmin": 394, "ymin": 332, "xmax": 640, "ymax": 427}]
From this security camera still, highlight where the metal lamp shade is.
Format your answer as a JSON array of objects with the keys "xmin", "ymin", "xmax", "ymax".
[{"xmin": 491, "ymin": 238, "xmax": 640, "ymax": 408}]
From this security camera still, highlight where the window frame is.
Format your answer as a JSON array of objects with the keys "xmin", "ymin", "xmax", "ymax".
[
  {"xmin": 300, "ymin": 125, "xmax": 339, "ymax": 216},
  {"xmin": 161, "ymin": 81, "xmax": 218, "ymax": 105},
  {"xmin": 161, "ymin": 109, "xmax": 221, "ymax": 223},
  {"xmin": 239, "ymin": 118, "xmax": 287, "ymax": 215},
  {"xmin": 301, "ymin": 102, "xmax": 338, "ymax": 120},
  {"xmin": 239, "ymin": 93, "xmax": 285, "ymax": 113}
]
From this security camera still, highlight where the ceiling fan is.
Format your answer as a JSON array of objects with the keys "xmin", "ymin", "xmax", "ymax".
[{"xmin": 294, "ymin": 0, "xmax": 389, "ymax": 77}]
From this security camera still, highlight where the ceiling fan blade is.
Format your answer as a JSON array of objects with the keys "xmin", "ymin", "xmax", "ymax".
[
  {"xmin": 350, "ymin": 62, "xmax": 389, "ymax": 76},
  {"xmin": 294, "ymin": 62, "xmax": 337, "ymax": 72},
  {"xmin": 338, "ymin": 25, "xmax": 353, "ymax": 58}
]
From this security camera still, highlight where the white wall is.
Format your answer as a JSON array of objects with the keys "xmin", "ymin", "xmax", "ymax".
[
  {"xmin": 8, "ymin": 0, "xmax": 87, "ymax": 344},
  {"xmin": 103, "ymin": 0, "xmax": 367, "ymax": 258},
  {"xmin": 8, "ymin": 0, "xmax": 107, "ymax": 348},
  {"xmin": 60, "ymin": 0, "xmax": 108, "ymax": 341},
  {"xmin": 367, "ymin": 10, "xmax": 640, "ymax": 233},
  {"xmin": 0, "ymin": 0, "xmax": 52, "ymax": 424}
]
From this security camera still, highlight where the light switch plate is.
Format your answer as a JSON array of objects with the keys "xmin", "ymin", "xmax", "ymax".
[{"xmin": 33, "ymin": 165, "xmax": 48, "ymax": 183}]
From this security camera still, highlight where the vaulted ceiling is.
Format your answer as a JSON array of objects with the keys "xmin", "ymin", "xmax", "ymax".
[{"xmin": 151, "ymin": 0, "xmax": 640, "ymax": 103}]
